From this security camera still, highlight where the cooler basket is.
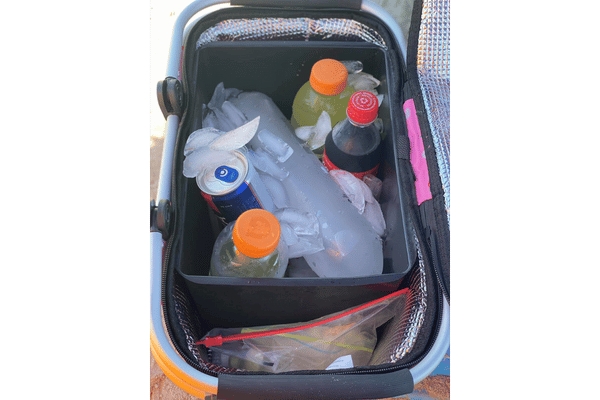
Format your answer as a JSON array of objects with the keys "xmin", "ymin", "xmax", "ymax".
[{"xmin": 150, "ymin": 1, "xmax": 450, "ymax": 399}]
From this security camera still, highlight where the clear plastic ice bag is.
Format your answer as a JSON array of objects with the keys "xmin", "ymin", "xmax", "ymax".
[{"xmin": 197, "ymin": 288, "xmax": 409, "ymax": 373}]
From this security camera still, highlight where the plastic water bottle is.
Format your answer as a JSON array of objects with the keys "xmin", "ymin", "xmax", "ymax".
[
  {"xmin": 291, "ymin": 59, "xmax": 356, "ymax": 130},
  {"xmin": 229, "ymin": 91, "xmax": 383, "ymax": 278},
  {"xmin": 210, "ymin": 209, "xmax": 289, "ymax": 278},
  {"xmin": 322, "ymin": 91, "xmax": 383, "ymax": 179}
]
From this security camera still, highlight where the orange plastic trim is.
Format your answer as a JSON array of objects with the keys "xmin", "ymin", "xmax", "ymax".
[{"xmin": 150, "ymin": 330, "xmax": 217, "ymax": 397}]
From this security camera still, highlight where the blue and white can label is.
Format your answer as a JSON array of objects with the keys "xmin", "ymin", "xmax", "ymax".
[
  {"xmin": 197, "ymin": 151, "xmax": 274, "ymax": 223},
  {"xmin": 205, "ymin": 181, "xmax": 263, "ymax": 223},
  {"xmin": 215, "ymin": 165, "xmax": 239, "ymax": 183}
]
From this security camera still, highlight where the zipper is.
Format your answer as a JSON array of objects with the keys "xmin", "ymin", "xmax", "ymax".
[
  {"xmin": 428, "ymin": 231, "xmax": 449, "ymax": 302},
  {"xmin": 158, "ymin": 34, "xmax": 225, "ymax": 377},
  {"xmin": 159, "ymin": 117, "xmax": 221, "ymax": 376},
  {"xmin": 420, "ymin": 200, "xmax": 449, "ymax": 303},
  {"xmin": 158, "ymin": 39, "xmax": 230, "ymax": 375},
  {"xmin": 161, "ymin": 193, "xmax": 223, "ymax": 376}
]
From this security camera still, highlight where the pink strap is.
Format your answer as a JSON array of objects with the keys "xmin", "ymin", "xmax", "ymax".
[{"xmin": 403, "ymin": 99, "xmax": 432, "ymax": 205}]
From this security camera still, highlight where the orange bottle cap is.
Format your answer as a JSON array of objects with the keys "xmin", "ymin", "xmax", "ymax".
[
  {"xmin": 232, "ymin": 209, "xmax": 281, "ymax": 258},
  {"xmin": 309, "ymin": 59, "xmax": 348, "ymax": 96}
]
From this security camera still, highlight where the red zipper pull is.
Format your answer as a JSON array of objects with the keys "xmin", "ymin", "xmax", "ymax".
[{"xmin": 196, "ymin": 335, "xmax": 223, "ymax": 348}]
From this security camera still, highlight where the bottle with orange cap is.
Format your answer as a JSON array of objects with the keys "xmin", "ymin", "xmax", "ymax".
[
  {"xmin": 209, "ymin": 209, "xmax": 289, "ymax": 278},
  {"xmin": 291, "ymin": 59, "xmax": 356, "ymax": 131}
]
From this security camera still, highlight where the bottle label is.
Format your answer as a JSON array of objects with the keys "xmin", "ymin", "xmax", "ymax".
[
  {"xmin": 326, "ymin": 355, "xmax": 354, "ymax": 370},
  {"xmin": 322, "ymin": 149, "xmax": 379, "ymax": 180}
]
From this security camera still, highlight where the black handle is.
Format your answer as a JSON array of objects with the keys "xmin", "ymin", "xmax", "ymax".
[
  {"xmin": 217, "ymin": 368, "xmax": 414, "ymax": 400},
  {"xmin": 150, "ymin": 200, "xmax": 157, "ymax": 231},
  {"xmin": 149, "ymin": 199, "xmax": 173, "ymax": 240},
  {"xmin": 157, "ymin": 77, "xmax": 185, "ymax": 119},
  {"xmin": 230, "ymin": 0, "xmax": 362, "ymax": 10}
]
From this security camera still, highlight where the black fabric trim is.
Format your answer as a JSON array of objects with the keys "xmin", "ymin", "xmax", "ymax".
[
  {"xmin": 406, "ymin": 0, "xmax": 423, "ymax": 82},
  {"xmin": 395, "ymin": 134, "xmax": 410, "ymax": 160},
  {"xmin": 405, "ymin": 0, "xmax": 450, "ymax": 301}
]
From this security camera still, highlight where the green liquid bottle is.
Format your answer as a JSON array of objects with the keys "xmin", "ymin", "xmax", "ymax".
[{"xmin": 291, "ymin": 59, "xmax": 356, "ymax": 131}]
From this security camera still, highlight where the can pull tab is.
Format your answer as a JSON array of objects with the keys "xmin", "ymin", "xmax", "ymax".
[{"xmin": 215, "ymin": 166, "xmax": 239, "ymax": 183}]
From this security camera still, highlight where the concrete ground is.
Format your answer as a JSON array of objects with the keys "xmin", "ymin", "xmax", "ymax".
[{"xmin": 150, "ymin": 1, "xmax": 449, "ymax": 399}]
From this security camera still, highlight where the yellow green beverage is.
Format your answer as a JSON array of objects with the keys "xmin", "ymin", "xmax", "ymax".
[
  {"xmin": 291, "ymin": 59, "xmax": 356, "ymax": 129},
  {"xmin": 290, "ymin": 82, "xmax": 355, "ymax": 129}
]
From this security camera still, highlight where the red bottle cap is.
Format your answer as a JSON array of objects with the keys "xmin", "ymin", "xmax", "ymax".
[{"xmin": 346, "ymin": 91, "xmax": 379, "ymax": 125}]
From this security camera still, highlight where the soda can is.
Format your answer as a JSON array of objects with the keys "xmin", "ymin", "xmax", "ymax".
[{"xmin": 197, "ymin": 150, "xmax": 274, "ymax": 223}]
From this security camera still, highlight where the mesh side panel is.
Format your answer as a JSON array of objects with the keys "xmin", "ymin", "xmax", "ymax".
[
  {"xmin": 197, "ymin": 18, "xmax": 387, "ymax": 49},
  {"xmin": 417, "ymin": 0, "xmax": 450, "ymax": 222},
  {"xmin": 173, "ymin": 280, "xmax": 241, "ymax": 373},
  {"xmin": 369, "ymin": 233, "xmax": 427, "ymax": 365}
]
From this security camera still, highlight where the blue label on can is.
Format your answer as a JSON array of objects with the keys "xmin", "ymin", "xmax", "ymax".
[
  {"xmin": 211, "ymin": 181, "xmax": 263, "ymax": 223},
  {"xmin": 215, "ymin": 165, "xmax": 239, "ymax": 183}
]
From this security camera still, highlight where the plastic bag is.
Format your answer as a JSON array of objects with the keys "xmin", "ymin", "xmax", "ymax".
[{"xmin": 196, "ymin": 288, "xmax": 409, "ymax": 373}]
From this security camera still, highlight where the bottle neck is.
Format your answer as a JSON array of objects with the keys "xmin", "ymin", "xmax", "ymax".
[
  {"xmin": 346, "ymin": 109, "xmax": 376, "ymax": 128},
  {"xmin": 310, "ymin": 80, "xmax": 347, "ymax": 97},
  {"xmin": 347, "ymin": 117, "xmax": 375, "ymax": 128},
  {"xmin": 233, "ymin": 241, "xmax": 271, "ymax": 259}
]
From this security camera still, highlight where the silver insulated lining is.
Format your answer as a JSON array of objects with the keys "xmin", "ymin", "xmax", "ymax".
[
  {"xmin": 369, "ymin": 235, "xmax": 428, "ymax": 365},
  {"xmin": 197, "ymin": 18, "xmax": 387, "ymax": 49},
  {"xmin": 417, "ymin": 0, "xmax": 450, "ymax": 222}
]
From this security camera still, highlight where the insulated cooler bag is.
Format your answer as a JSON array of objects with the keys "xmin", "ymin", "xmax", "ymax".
[{"xmin": 150, "ymin": 0, "xmax": 450, "ymax": 398}]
